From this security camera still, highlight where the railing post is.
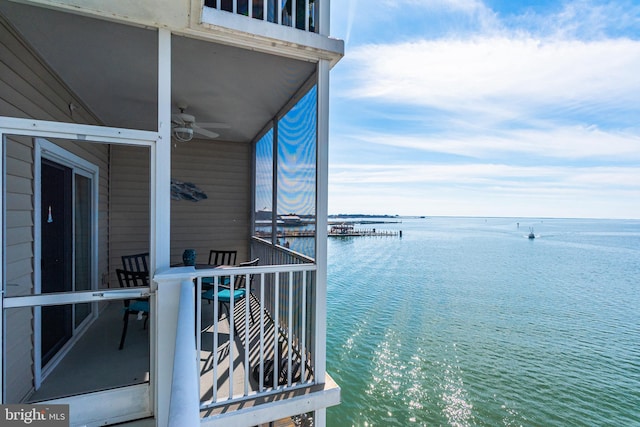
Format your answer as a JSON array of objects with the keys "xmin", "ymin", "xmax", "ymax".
[
  {"xmin": 314, "ymin": 58, "xmax": 330, "ymax": 382},
  {"xmin": 169, "ymin": 280, "xmax": 200, "ymax": 426},
  {"xmin": 154, "ymin": 272, "xmax": 183, "ymax": 427},
  {"xmin": 154, "ymin": 26, "xmax": 173, "ymax": 427}
]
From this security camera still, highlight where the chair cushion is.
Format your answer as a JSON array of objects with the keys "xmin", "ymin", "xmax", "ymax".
[
  {"xmin": 127, "ymin": 300, "xmax": 149, "ymax": 313},
  {"xmin": 202, "ymin": 288, "xmax": 246, "ymax": 302}
]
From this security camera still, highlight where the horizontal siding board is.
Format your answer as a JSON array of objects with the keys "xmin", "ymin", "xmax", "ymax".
[
  {"xmin": 4, "ymin": 272, "xmax": 33, "ymax": 298},
  {"xmin": 6, "ymin": 192, "xmax": 32, "ymax": 211},
  {"xmin": 109, "ymin": 145, "xmax": 150, "ymax": 283},
  {"xmin": 5, "ymin": 259, "xmax": 32, "ymax": 282},
  {"xmin": 109, "ymin": 198, "xmax": 151, "ymax": 209},
  {"xmin": 0, "ymin": 76, "xmax": 52, "ymax": 120},
  {"xmin": 0, "ymin": 62, "xmax": 65, "ymax": 122},
  {"xmin": 5, "ymin": 210, "xmax": 32, "ymax": 228},
  {"xmin": 108, "ymin": 231, "xmax": 150, "ymax": 242},
  {"xmin": 5, "ymin": 229, "xmax": 32, "ymax": 249},
  {"xmin": 0, "ymin": 96, "xmax": 27, "ymax": 118},
  {"xmin": 5, "ymin": 157, "xmax": 32, "ymax": 179},
  {"xmin": 5, "ymin": 137, "xmax": 33, "ymax": 161},
  {"xmin": 5, "ymin": 174, "xmax": 31, "ymax": 194}
]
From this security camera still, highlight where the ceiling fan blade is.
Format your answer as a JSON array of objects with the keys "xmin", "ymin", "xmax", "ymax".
[{"xmin": 192, "ymin": 125, "xmax": 219, "ymax": 139}]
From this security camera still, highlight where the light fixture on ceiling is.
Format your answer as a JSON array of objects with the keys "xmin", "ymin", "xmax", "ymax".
[
  {"xmin": 171, "ymin": 105, "xmax": 228, "ymax": 142},
  {"xmin": 172, "ymin": 125, "xmax": 193, "ymax": 142}
]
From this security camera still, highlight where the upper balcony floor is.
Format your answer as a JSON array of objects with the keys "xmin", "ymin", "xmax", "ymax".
[{"xmin": 11, "ymin": 0, "xmax": 344, "ymax": 66}]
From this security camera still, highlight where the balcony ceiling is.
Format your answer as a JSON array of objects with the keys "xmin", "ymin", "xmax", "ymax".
[{"xmin": 0, "ymin": 1, "xmax": 316, "ymax": 142}]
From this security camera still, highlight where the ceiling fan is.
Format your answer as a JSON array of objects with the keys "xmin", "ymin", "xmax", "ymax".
[{"xmin": 171, "ymin": 105, "xmax": 229, "ymax": 142}]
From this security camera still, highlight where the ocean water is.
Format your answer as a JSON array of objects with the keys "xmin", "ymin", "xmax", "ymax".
[{"xmin": 325, "ymin": 217, "xmax": 640, "ymax": 426}]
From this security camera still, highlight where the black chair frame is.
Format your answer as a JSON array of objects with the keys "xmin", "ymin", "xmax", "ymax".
[
  {"xmin": 208, "ymin": 250, "xmax": 237, "ymax": 266},
  {"xmin": 116, "ymin": 268, "xmax": 150, "ymax": 350}
]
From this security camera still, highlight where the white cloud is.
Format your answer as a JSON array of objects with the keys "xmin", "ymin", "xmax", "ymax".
[
  {"xmin": 344, "ymin": 36, "xmax": 640, "ymax": 120},
  {"xmin": 328, "ymin": 0, "xmax": 640, "ymax": 218},
  {"xmin": 330, "ymin": 163, "xmax": 639, "ymax": 189},
  {"xmin": 350, "ymin": 125, "xmax": 640, "ymax": 160}
]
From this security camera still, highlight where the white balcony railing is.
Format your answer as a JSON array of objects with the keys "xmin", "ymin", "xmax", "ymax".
[
  {"xmin": 198, "ymin": 263, "xmax": 317, "ymax": 409},
  {"xmin": 203, "ymin": 0, "xmax": 320, "ymax": 33},
  {"xmin": 252, "ymin": 236, "xmax": 314, "ymax": 265},
  {"xmin": 162, "ymin": 259, "xmax": 318, "ymax": 423}
]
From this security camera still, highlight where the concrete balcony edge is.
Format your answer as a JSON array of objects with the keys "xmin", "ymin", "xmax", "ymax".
[{"xmin": 200, "ymin": 374, "xmax": 341, "ymax": 427}]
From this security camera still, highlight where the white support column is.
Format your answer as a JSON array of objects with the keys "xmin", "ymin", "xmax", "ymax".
[
  {"xmin": 315, "ymin": 408, "xmax": 327, "ymax": 427},
  {"xmin": 155, "ymin": 28, "xmax": 172, "ymax": 272},
  {"xmin": 314, "ymin": 58, "xmax": 331, "ymax": 427},
  {"xmin": 155, "ymin": 27, "xmax": 173, "ymax": 427},
  {"xmin": 315, "ymin": 59, "xmax": 330, "ymax": 383},
  {"xmin": 319, "ymin": 0, "xmax": 330, "ymax": 36},
  {"xmin": 272, "ymin": 119, "xmax": 279, "ymax": 248}
]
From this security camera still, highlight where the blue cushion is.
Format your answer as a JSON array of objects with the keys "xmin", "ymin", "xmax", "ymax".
[
  {"xmin": 127, "ymin": 300, "xmax": 149, "ymax": 312},
  {"xmin": 202, "ymin": 288, "xmax": 246, "ymax": 302}
]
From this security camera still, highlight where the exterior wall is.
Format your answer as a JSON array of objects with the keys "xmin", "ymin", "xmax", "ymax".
[
  {"xmin": 4, "ymin": 134, "xmax": 36, "ymax": 404},
  {"xmin": 170, "ymin": 138, "xmax": 251, "ymax": 264},
  {"xmin": 108, "ymin": 138, "xmax": 251, "ymax": 271},
  {"xmin": 1, "ymin": 14, "xmax": 109, "ymax": 402},
  {"xmin": 108, "ymin": 145, "xmax": 151, "ymax": 284}
]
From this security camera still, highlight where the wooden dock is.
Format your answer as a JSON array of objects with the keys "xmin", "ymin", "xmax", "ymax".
[
  {"xmin": 328, "ymin": 228, "xmax": 399, "ymax": 237},
  {"xmin": 254, "ymin": 226, "xmax": 401, "ymax": 239},
  {"xmin": 256, "ymin": 222, "xmax": 402, "ymax": 239},
  {"xmin": 328, "ymin": 223, "xmax": 400, "ymax": 237}
]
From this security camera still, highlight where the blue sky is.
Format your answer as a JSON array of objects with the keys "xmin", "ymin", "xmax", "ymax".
[{"xmin": 327, "ymin": 0, "xmax": 640, "ymax": 219}]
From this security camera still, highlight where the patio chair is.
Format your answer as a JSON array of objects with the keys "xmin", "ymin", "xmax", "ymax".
[
  {"xmin": 202, "ymin": 258, "xmax": 259, "ymax": 324},
  {"xmin": 116, "ymin": 269, "xmax": 150, "ymax": 350},
  {"xmin": 208, "ymin": 249, "xmax": 237, "ymax": 266},
  {"xmin": 121, "ymin": 252, "xmax": 150, "ymax": 286},
  {"xmin": 205, "ymin": 250, "xmax": 237, "ymax": 288}
]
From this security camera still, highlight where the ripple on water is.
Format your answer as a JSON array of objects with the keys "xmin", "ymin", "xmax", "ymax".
[{"xmin": 326, "ymin": 218, "xmax": 640, "ymax": 426}]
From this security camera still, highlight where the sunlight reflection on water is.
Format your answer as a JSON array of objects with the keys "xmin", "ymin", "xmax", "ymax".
[{"xmin": 326, "ymin": 217, "xmax": 640, "ymax": 426}]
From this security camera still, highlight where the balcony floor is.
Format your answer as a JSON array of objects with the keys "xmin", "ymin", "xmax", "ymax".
[{"xmin": 27, "ymin": 301, "xmax": 150, "ymax": 403}]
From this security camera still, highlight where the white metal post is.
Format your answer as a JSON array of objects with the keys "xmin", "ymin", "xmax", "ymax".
[
  {"xmin": 155, "ymin": 28, "xmax": 172, "ymax": 273},
  {"xmin": 155, "ymin": 274, "xmax": 184, "ymax": 427},
  {"xmin": 315, "ymin": 59, "xmax": 330, "ymax": 383},
  {"xmin": 319, "ymin": 0, "xmax": 330, "ymax": 36},
  {"xmin": 313, "ymin": 58, "xmax": 331, "ymax": 427},
  {"xmin": 272, "ymin": 119, "xmax": 279, "ymax": 249},
  {"xmin": 168, "ymin": 280, "xmax": 200, "ymax": 426},
  {"xmin": 155, "ymin": 27, "xmax": 173, "ymax": 427}
]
